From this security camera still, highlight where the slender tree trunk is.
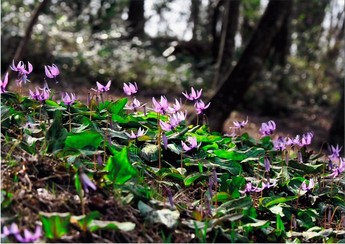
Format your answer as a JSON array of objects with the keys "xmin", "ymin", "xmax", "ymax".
[
  {"xmin": 213, "ymin": 0, "xmax": 240, "ymax": 88},
  {"xmin": 203, "ymin": 0, "xmax": 293, "ymax": 132},
  {"xmin": 329, "ymin": 88, "xmax": 344, "ymax": 149},
  {"xmin": 191, "ymin": 0, "xmax": 201, "ymax": 40},
  {"xmin": 127, "ymin": 0, "xmax": 145, "ymax": 38},
  {"xmin": 9, "ymin": 0, "xmax": 49, "ymax": 70}
]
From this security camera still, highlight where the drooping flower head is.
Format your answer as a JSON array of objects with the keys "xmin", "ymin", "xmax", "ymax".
[
  {"xmin": 273, "ymin": 136, "xmax": 287, "ymax": 151},
  {"xmin": 233, "ymin": 118, "xmax": 248, "ymax": 129},
  {"xmin": 0, "ymin": 72, "xmax": 9, "ymax": 94},
  {"xmin": 29, "ymin": 86, "xmax": 50, "ymax": 103},
  {"xmin": 125, "ymin": 127, "xmax": 147, "ymax": 139},
  {"xmin": 182, "ymin": 87, "xmax": 202, "ymax": 101},
  {"xmin": 10, "ymin": 60, "xmax": 33, "ymax": 86},
  {"xmin": 300, "ymin": 132, "xmax": 314, "ymax": 147},
  {"xmin": 264, "ymin": 156, "xmax": 271, "ymax": 172},
  {"xmin": 301, "ymin": 179, "xmax": 315, "ymax": 191},
  {"xmin": 92, "ymin": 80, "xmax": 111, "ymax": 93},
  {"xmin": 44, "ymin": 64, "xmax": 60, "ymax": 81},
  {"xmin": 123, "ymin": 82, "xmax": 138, "ymax": 96},
  {"xmin": 62, "ymin": 92, "xmax": 76, "ymax": 106},
  {"xmin": 152, "ymin": 96, "xmax": 170, "ymax": 114},
  {"xmin": 194, "ymin": 100, "xmax": 210, "ymax": 115},
  {"xmin": 167, "ymin": 98, "xmax": 182, "ymax": 114},
  {"xmin": 125, "ymin": 98, "xmax": 145, "ymax": 111},
  {"xmin": 259, "ymin": 120, "xmax": 276, "ymax": 136},
  {"xmin": 329, "ymin": 144, "xmax": 343, "ymax": 160},
  {"xmin": 181, "ymin": 136, "xmax": 200, "ymax": 152},
  {"xmin": 79, "ymin": 172, "xmax": 96, "ymax": 193}
]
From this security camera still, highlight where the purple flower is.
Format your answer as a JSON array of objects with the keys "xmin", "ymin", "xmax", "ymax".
[
  {"xmin": 273, "ymin": 136, "xmax": 286, "ymax": 151},
  {"xmin": 125, "ymin": 127, "xmax": 147, "ymax": 139},
  {"xmin": 79, "ymin": 172, "xmax": 96, "ymax": 193},
  {"xmin": 10, "ymin": 60, "xmax": 33, "ymax": 85},
  {"xmin": 44, "ymin": 64, "xmax": 60, "ymax": 80},
  {"xmin": 29, "ymin": 88, "xmax": 41, "ymax": 100},
  {"xmin": 160, "ymin": 120, "xmax": 175, "ymax": 132},
  {"xmin": 1, "ymin": 223, "xmax": 41, "ymax": 243},
  {"xmin": 329, "ymin": 157, "xmax": 345, "ymax": 178},
  {"xmin": 125, "ymin": 98, "xmax": 145, "ymax": 111},
  {"xmin": 239, "ymin": 182, "xmax": 253, "ymax": 194},
  {"xmin": 29, "ymin": 87, "xmax": 50, "ymax": 102},
  {"xmin": 1, "ymin": 223, "xmax": 19, "ymax": 238},
  {"xmin": 301, "ymin": 132, "xmax": 313, "ymax": 147},
  {"xmin": 62, "ymin": 92, "xmax": 76, "ymax": 106},
  {"xmin": 264, "ymin": 156, "xmax": 271, "ymax": 172},
  {"xmin": 123, "ymin": 82, "xmax": 138, "ymax": 96},
  {"xmin": 152, "ymin": 96, "xmax": 170, "ymax": 114},
  {"xmin": 259, "ymin": 120, "xmax": 276, "ymax": 136},
  {"xmin": 167, "ymin": 98, "xmax": 182, "ymax": 114},
  {"xmin": 233, "ymin": 118, "xmax": 248, "ymax": 129},
  {"xmin": 15, "ymin": 226, "xmax": 42, "ymax": 243},
  {"xmin": 255, "ymin": 179, "xmax": 278, "ymax": 192},
  {"xmin": 194, "ymin": 100, "xmax": 210, "ymax": 115},
  {"xmin": 329, "ymin": 144, "xmax": 342, "ymax": 160},
  {"xmin": 92, "ymin": 80, "xmax": 111, "ymax": 93},
  {"xmin": 181, "ymin": 136, "xmax": 200, "ymax": 152},
  {"xmin": 0, "ymin": 72, "xmax": 9, "ymax": 94},
  {"xmin": 182, "ymin": 87, "xmax": 202, "ymax": 101},
  {"xmin": 301, "ymin": 179, "xmax": 315, "ymax": 191},
  {"xmin": 171, "ymin": 111, "xmax": 187, "ymax": 125}
]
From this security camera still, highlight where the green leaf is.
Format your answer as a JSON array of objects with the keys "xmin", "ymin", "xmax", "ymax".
[
  {"xmin": 214, "ymin": 147, "xmax": 264, "ymax": 161},
  {"xmin": 288, "ymin": 161, "xmax": 324, "ymax": 175},
  {"xmin": 65, "ymin": 130, "xmax": 103, "ymax": 150},
  {"xmin": 70, "ymin": 211, "xmax": 101, "ymax": 231},
  {"xmin": 212, "ymin": 192, "xmax": 232, "ymax": 203},
  {"xmin": 104, "ymin": 147, "xmax": 137, "ymax": 184},
  {"xmin": 261, "ymin": 195, "xmax": 298, "ymax": 208},
  {"xmin": 217, "ymin": 196, "xmax": 252, "ymax": 213},
  {"xmin": 74, "ymin": 174, "xmax": 82, "ymax": 196},
  {"xmin": 108, "ymin": 98, "xmax": 128, "ymax": 115},
  {"xmin": 88, "ymin": 220, "xmax": 135, "ymax": 232},
  {"xmin": 184, "ymin": 172, "xmax": 208, "ymax": 186},
  {"xmin": 39, "ymin": 212, "xmax": 71, "ymax": 239},
  {"xmin": 45, "ymin": 111, "xmax": 68, "ymax": 153},
  {"xmin": 275, "ymin": 214, "xmax": 285, "ymax": 236}
]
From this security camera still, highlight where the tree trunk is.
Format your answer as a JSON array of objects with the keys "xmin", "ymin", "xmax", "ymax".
[
  {"xmin": 191, "ymin": 0, "xmax": 201, "ymax": 40},
  {"xmin": 329, "ymin": 90, "xmax": 344, "ymax": 149},
  {"xmin": 213, "ymin": 0, "xmax": 240, "ymax": 87},
  {"xmin": 9, "ymin": 0, "xmax": 49, "ymax": 70},
  {"xmin": 127, "ymin": 0, "xmax": 145, "ymax": 38},
  {"xmin": 203, "ymin": 0, "xmax": 293, "ymax": 132}
]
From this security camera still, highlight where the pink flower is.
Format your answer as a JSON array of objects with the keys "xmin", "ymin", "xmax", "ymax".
[
  {"xmin": 152, "ymin": 96, "xmax": 170, "ymax": 114},
  {"xmin": 194, "ymin": 100, "xmax": 210, "ymax": 114},
  {"xmin": 79, "ymin": 173, "xmax": 96, "ymax": 193},
  {"xmin": 259, "ymin": 120, "xmax": 276, "ymax": 136},
  {"xmin": 233, "ymin": 118, "xmax": 248, "ymax": 129},
  {"xmin": 0, "ymin": 72, "xmax": 9, "ymax": 94},
  {"xmin": 181, "ymin": 136, "xmax": 200, "ymax": 152},
  {"xmin": 44, "ymin": 64, "xmax": 60, "ymax": 80},
  {"xmin": 123, "ymin": 82, "xmax": 138, "ymax": 96},
  {"xmin": 92, "ymin": 80, "xmax": 111, "ymax": 93},
  {"xmin": 125, "ymin": 127, "xmax": 147, "ymax": 139},
  {"xmin": 182, "ymin": 87, "xmax": 202, "ymax": 101},
  {"xmin": 10, "ymin": 60, "xmax": 33, "ymax": 85},
  {"xmin": 62, "ymin": 92, "xmax": 76, "ymax": 106},
  {"xmin": 301, "ymin": 179, "xmax": 315, "ymax": 191},
  {"xmin": 125, "ymin": 98, "xmax": 145, "ymax": 111},
  {"xmin": 167, "ymin": 98, "xmax": 182, "ymax": 113}
]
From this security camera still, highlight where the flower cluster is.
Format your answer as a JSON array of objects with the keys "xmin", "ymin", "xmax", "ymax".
[
  {"xmin": 1, "ymin": 223, "xmax": 42, "ymax": 243},
  {"xmin": 273, "ymin": 132, "xmax": 314, "ymax": 151},
  {"xmin": 10, "ymin": 60, "xmax": 33, "ymax": 86},
  {"xmin": 239, "ymin": 179, "xmax": 278, "ymax": 194},
  {"xmin": 259, "ymin": 120, "xmax": 276, "ymax": 136},
  {"xmin": 328, "ymin": 144, "xmax": 345, "ymax": 178},
  {"xmin": 183, "ymin": 87, "xmax": 210, "ymax": 115}
]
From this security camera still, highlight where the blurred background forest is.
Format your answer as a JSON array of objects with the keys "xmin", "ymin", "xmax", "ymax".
[{"xmin": 1, "ymin": 0, "xmax": 344, "ymax": 148}]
